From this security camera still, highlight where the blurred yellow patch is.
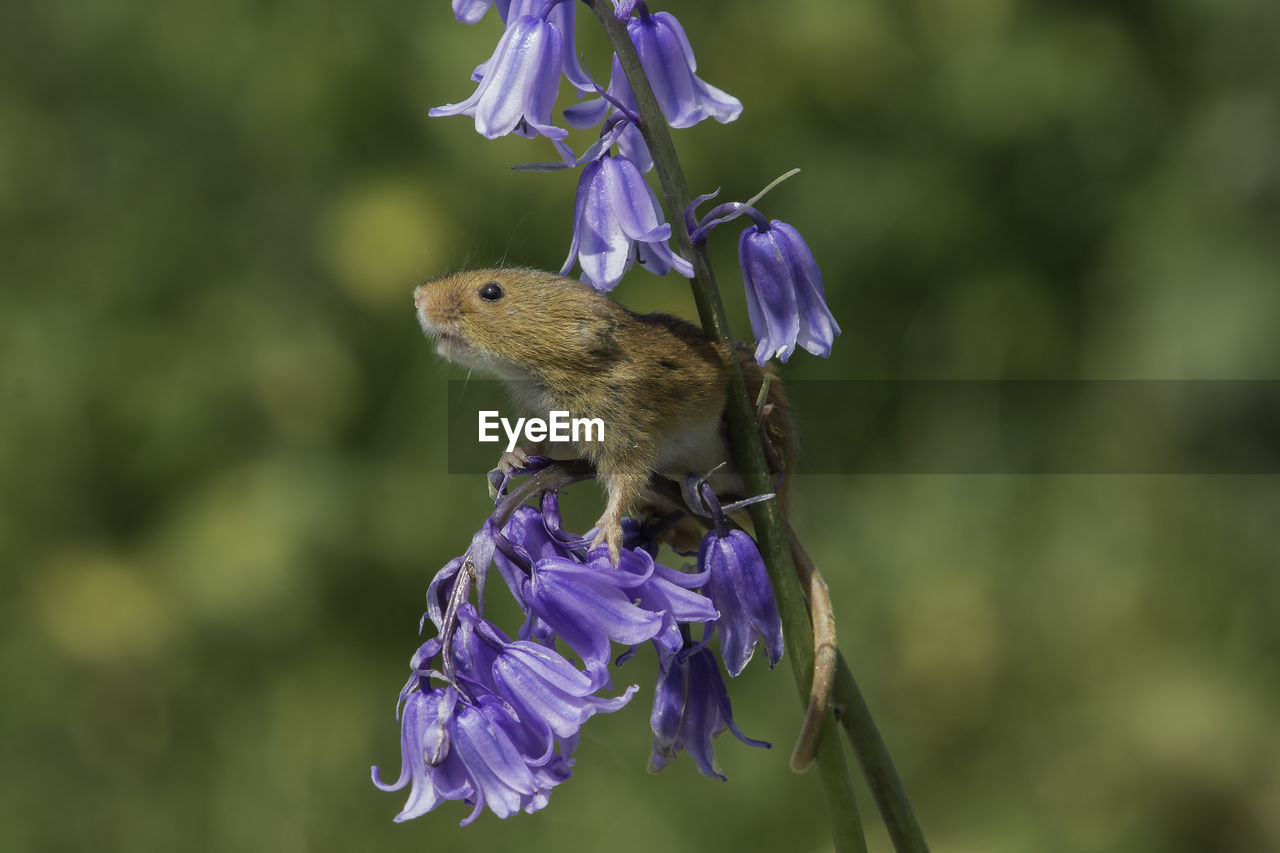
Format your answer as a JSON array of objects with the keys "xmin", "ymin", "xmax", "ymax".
[
  {"xmin": 37, "ymin": 552, "xmax": 173, "ymax": 664},
  {"xmin": 893, "ymin": 576, "xmax": 998, "ymax": 707},
  {"xmin": 322, "ymin": 180, "xmax": 453, "ymax": 309},
  {"xmin": 148, "ymin": 461, "xmax": 330, "ymax": 625},
  {"xmin": 251, "ymin": 331, "xmax": 360, "ymax": 443}
]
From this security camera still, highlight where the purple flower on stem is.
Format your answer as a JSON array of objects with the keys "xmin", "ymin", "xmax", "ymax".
[
  {"xmin": 490, "ymin": 630, "xmax": 639, "ymax": 738},
  {"xmin": 430, "ymin": 12, "xmax": 569, "ymax": 146},
  {"xmin": 565, "ymin": 6, "xmax": 741, "ymax": 171},
  {"xmin": 701, "ymin": 526, "xmax": 784, "ymax": 677},
  {"xmin": 451, "ymin": 696, "xmax": 566, "ymax": 820},
  {"xmin": 584, "ymin": 5, "xmax": 741, "ymax": 131},
  {"xmin": 493, "ymin": 504, "xmax": 581, "ymax": 601},
  {"xmin": 490, "ymin": 493, "xmax": 593, "ymax": 645},
  {"xmin": 456, "ymin": 605, "xmax": 639, "ymax": 740},
  {"xmin": 683, "ymin": 476, "xmax": 784, "ymax": 676},
  {"xmin": 374, "ymin": 640, "xmax": 565, "ymax": 824},
  {"xmin": 561, "ymin": 152, "xmax": 694, "ymax": 291},
  {"xmin": 621, "ymin": 5, "xmax": 742, "ymax": 129},
  {"xmin": 373, "ymin": 605, "xmax": 636, "ymax": 823},
  {"xmin": 586, "ymin": 545, "xmax": 717, "ymax": 665},
  {"xmin": 470, "ymin": 1, "xmax": 593, "ymax": 94},
  {"xmin": 649, "ymin": 644, "xmax": 771, "ymax": 779},
  {"xmin": 685, "ymin": 173, "xmax": 839, "ymax": 365},
  {"xmin": 740, "ymin": 218, "xmax": 841, "ymax": 364},
  {"xmin": 523, "ymin": 552, "xmax": 668, "ymax": 684},
  {"xmin": 372, "ymin": 683, "xmax": 469, "ymax": 821}
]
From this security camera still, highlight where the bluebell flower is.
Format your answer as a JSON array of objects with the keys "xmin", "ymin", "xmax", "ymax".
[
  {"xmin": 493, "ymin": 505, "xmax": 579, "ymax": 597},
  {"xmin": 621, "ymin": 6, "xmax": 743, "ymax": 129},
  {"xmin": 454, "ymin": 605, "xmax": 638, "ymax": 739},
  {"xmin": 450, "ymin": 696, "xmax": 564, "ymax": 820},
  {"xmin": 491, "ymin": 495, "xmax": 591, "ymax": 644},
  {"xmin": 374, "ymin": 641, "xmax": 567, "ymax": 824},
  {"xmin": 676, "ymin": 473, "xmax": 783, "ymax": 677},
  {"xmin": 560, "ymin": 153, "xmax": 694, "ymax": 291},
  {"xmin": 430, "ymin": 12, "xmax": 569, "ymax": 145},
  {"xmin": 739, "ymin": 218, "xmax": 841, "ymax": 364},
  {"xmin": 582, "ymin": 5, "xmax": 741, "ymax": 131},
  {"xmin": 523, "ymin": 552, "xmax": 668, "ymax": 684},
  {"xmin": 489, "ymin": 628, "xmax": 638, "ymax": 738},
  {"xmin": 564, "ymin": 6, "xmax": 740, "ymax": 171},
  {"xmin": 373, "ymin": 605, "xmax": 635, "ymax": 823},
  {"xmin": 372, "ymin": 682, "xmax": 469, "ymax": 821},
  {"xmin": 587, "ymin": 545, "xmax": 717, "ymax": 665},
  {"xmin": 469, "ymin": 1, "xmax": 593, "ymax": 94},
  {"xmin": 649, "ymin": 645, "xmax": 771, "ymax": 779},
  {"xmin": 701, "ymin": 527, "xmax": 784, "ymax": 677}
]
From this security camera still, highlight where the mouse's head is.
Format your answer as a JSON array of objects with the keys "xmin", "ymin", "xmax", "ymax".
[{"xmin": 414, "ymin": 268, "xmax": 622, "ymax": 379}]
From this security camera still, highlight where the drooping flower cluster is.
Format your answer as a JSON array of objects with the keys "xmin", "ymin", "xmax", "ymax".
[
  {"xmin": 373, "ymin": 472, "xmax": 784, "ymax": 823},
  {"xmin": 384, "ymin": 0, "xmax": 840, "ymax": 825},
  {"xmin": 428, "ymin": 0, "xmax": 840, "ymax": 362}
]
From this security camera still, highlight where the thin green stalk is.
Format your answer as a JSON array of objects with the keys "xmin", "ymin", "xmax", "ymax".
[
  {"xmin": 791, "ymin": 537, "xmax": 930, "ymax": 853},
  {"xmin": 835, "ymin": 652, "xmax": 930, "ymax": 853},
  {"xmin": 584, "ymin": 3, "xmax": 866, "ymax": 851}
]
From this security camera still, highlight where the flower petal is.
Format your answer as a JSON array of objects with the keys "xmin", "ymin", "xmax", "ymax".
[
  {"xmin": 740, "ymin": 225, "xmax": 801, "ymax": 364},
  {"xmin": 603, "ymin": 155, "xmax": 671, "ymax": 244},
  {"xmin": 702, "ymin": 529, "xmax": 783, "ymax": 676},
  {"xmin": 451, "ymin": 704, "xmax": 538, "ymax": 821},
  {"xmin": 430, "ymin": 15, "xmax": 567, "ymax": 142},
  {"xmin": 624, "ymin": 11, "xmax": 743, "ymax": 129},
  {"xmin": 775, "ymin": 222, "xmax": 841, "ymax": 357}
]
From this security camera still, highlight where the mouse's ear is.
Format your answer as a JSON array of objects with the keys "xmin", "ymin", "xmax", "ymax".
[{"xmin": 571, "ymin": 301, "xmax": 623, "ymax": 362}]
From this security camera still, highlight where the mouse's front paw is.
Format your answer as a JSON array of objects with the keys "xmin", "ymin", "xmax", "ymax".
[
  {"xmin": 487, "ymin": 447, "xmax": 533, "ymax": 499},
  {"xmin": 589, "ymin": 514, "xmax": 624, "ymax": 567}
]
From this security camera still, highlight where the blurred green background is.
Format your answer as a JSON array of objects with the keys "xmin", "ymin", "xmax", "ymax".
[{"xmin": 3, "ymin": 0, "xmax": 1278, "ymax": 851}]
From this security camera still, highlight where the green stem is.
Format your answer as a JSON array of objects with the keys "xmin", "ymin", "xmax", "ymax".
[
  {"xmin": 584, "ymin": 4, "xmax": 866, "ymax": 851},
  {"xmin": 834, "ymin": 652, "xmax": 930, "ymax": 853}
]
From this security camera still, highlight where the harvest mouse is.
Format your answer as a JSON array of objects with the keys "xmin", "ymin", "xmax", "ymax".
[{"xmin": 414, "ymin": 267, "xmax": 793, "ymax": 561}]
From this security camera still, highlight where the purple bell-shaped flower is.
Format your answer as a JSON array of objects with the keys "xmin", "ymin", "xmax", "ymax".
[
  {"xmin": 560, "ymin": 152, "xmax": 694, "ymax": 291},
  {"xmin": 740, "ymin": 218, "xmax": 841, "ymax": 364},
  {"xmin": 620, "ymin": 5, "xmax": 742, "ymax": 129},
  {"xmin": 430, "ymin": 12, "xmax": 568, "ymax": 143},
  {"xmin": 701, "ymin": 527, "xmax": 785, "ymax": 677},
  {"xmin": 649, "ymin": 644, "xmax": 771, "ymax": 779}
]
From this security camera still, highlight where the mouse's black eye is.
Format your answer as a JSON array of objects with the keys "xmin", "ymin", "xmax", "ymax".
[{"xmin": 479, "ymin": 281, "xmax": 504, "ymax": 302}]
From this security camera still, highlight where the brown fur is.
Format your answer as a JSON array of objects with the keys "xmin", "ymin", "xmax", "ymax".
[{"xmin": 415, "ymin": 267, "xmax": 794, "ymax": 557}]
